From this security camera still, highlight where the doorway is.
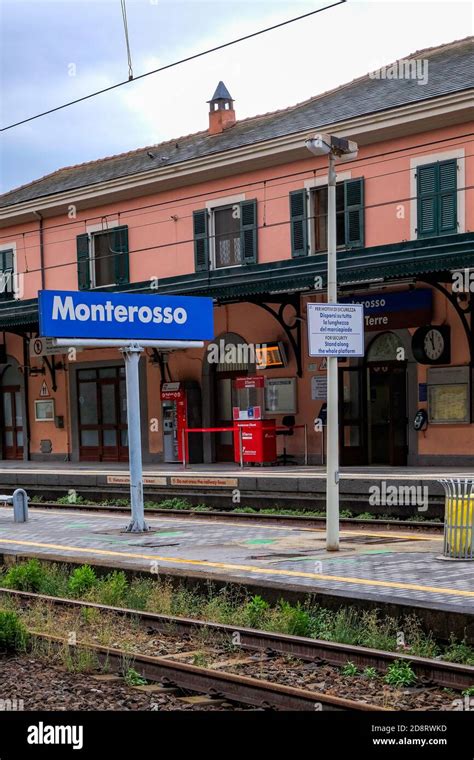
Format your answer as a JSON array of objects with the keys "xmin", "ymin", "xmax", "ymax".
[
  {"xmin": 214, "ymin": 369, "xmax": 242, "ymax": 461},
  {"xmin": 367, "ymin": 363, "xmax": 407, "ymax": 465},
  {"xmin": 339, "ymin": 332, "xmax": 409, "ymax": 466},
  {"xmin": 77, "ymin": 366, "xmax": 128, "ymax": 461},
  {"xmin": 202, "ymin": 332, "xmax": 255, "ymax": 464},
  {"xmin": 1, "ymin": 386, "xmax": 23, "ymax": 460}
]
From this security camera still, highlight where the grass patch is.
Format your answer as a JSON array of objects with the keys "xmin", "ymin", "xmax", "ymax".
[{"xmin": 0, "ymin": 560, "xmax": 470, "ymax": 665}]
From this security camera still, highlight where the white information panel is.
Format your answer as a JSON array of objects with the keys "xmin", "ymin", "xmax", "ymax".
[
  {"xmin": 307, "ymin": 303, "xmax": 364, "ymax": 357},
  {"xmin": 311, "ymin": 375, "xmax": 327, "ymax": 400}
]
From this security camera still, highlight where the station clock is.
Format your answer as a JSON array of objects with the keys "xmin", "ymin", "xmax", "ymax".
[{"xmin": 411, "ymin": 325, "xmax": 451, "ymax": 365}]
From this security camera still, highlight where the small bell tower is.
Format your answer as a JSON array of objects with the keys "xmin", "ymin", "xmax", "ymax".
[{"xmin": 208, "ymin": 81, "xmax": 236, "ymax": 135}]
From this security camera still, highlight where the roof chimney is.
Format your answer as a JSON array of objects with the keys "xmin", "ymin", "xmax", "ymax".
[{"xmin": 208, "ymin": 81, "xmax": 236, "ymax": 135}]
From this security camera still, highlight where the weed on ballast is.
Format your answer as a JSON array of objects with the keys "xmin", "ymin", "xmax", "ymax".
[
  {"xmin": 363, "ymin": 667, "xmax": 378, "ymax": 680},
  {"xmin": 124, "ymin": 667, "xmax": 147, "ymax": 686},
  {"xmin": 0, "ymin": 610, "xmax": 29, "ymax": 652},
  {"xmin": 3, "ymin": 559, "xmax": 45, "ymax": 593},
  {"xmin": 442, "ymin": 636, "xmax": 474, "ymax": 666},
  {"xmin": 341, "ymin": 661, "xmax": 358, "ymax": 677},
  {"xmin": 384, "ymin": 660, "xmax": 417, "ymax": 687},
  {"xmin": 68, "ymin": 565, "xmax": 98, "ymax": 597}
]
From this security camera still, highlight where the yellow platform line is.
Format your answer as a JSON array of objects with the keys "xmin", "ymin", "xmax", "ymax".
[
  {"xmin": 0, "ymin": 536, "xmax": 469, "ymax": 598},
  {"xmin": 33, "ymin": 508, "xmax": 440, "ymax": 542}
]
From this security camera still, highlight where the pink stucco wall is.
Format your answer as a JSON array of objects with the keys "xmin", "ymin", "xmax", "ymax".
[{"xmin": 1, "ymin": 122, "xmax": 473, "ymax": 460}]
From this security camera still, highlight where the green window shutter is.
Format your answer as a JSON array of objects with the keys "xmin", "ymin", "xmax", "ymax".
[
  {"xmin": 240, "ymin": 199, "xmax": 258, "ymax": 264},
  {"xmin": 112, "ymin": 225, "xmax": 130, "ymax": 285},
  {"xmin": 438, "ymin": 159, "xmax": 457, "ymax": 234},
  {"xmin": 344, "ymin": 178, "xmax": 364, "ymax": 248},
  {"xmin": 417, "ymin": 163, "xmax": 437, "ymax": 238},
  {"xmin": 289, "ymin": 189, "xmax": 308, "ymax": 257},
  {"xmin": 76, "ymin": 233, "xmax": 91, "ymax": 290},
  {"xmin": 193, "ymin": 209, "xmax": 209, "ymax": 271}
]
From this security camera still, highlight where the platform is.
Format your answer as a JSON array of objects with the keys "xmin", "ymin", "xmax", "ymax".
[
  {"xmin": 0, "ymin": 506, "xmax": 473, "ymax": 640},
  {"xmin": 0, "ymin": 461, "xmax": 472, "ymax": 498}
]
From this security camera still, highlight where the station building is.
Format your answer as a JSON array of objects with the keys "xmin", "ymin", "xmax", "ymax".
[{"xmin": 0, "ymin": 38, "xmax": 473, "ymax": 467}]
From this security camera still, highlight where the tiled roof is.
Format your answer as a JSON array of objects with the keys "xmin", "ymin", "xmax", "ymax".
[{"xmin": 1, "ymin": 37, "xmax": 472, "ymax": 209}]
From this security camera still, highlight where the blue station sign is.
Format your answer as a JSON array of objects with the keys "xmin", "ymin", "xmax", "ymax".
[
  {"xmin": 38, "ymin": 290, "xmax": 215, "ymax": 341},
  {"xmin": 340, "ymin": 289, "xmax": 432, "ymax": 331}
]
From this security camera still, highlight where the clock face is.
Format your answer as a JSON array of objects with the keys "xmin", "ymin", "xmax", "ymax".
[{"xmin": 423, "ymin": 329, "xmax": 444, "ymax": 360}]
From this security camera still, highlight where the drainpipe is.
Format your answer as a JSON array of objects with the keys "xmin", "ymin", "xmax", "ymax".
[{"xmin": 33, "ymin": 211, "xmax": 45, "ymax": 289}]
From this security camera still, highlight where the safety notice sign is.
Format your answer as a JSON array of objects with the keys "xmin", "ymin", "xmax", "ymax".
[{"xmin": 307, "ymin": 303, "xmax": 364, "ymax": 357}]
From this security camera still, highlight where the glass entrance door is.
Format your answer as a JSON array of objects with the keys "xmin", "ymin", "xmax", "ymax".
[
  {"xmin": 1, "ymin": 386, "xmax": 23, "ymax": 460},
  {"xmin": 77, "ymin": 367, "xmax": 128, "ymax": 461},
  {"xmin": 339, "ymin": 367, "xmax": 366, "ymax": 465}
]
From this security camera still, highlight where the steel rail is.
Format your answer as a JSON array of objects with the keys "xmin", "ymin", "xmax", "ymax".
[
  {"xmin": 2, "ymin": 587, "xmax": 471, "ymax": 691},
  {"xmin": 28, "ymin": 631, "xmax": 388, "ymax": 712},
  {"xmin": 21, "ymin": 502, "xmax": 443, "ymax": 532}
]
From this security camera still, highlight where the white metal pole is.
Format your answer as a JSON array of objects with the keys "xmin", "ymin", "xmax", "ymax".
[
  {"xmin": 122, "ymin": 344, "xmax": 148, "ymax": 532},
  {"xmin": 326, "ymin": 152, "xmax": 340, "ymax": 551}
]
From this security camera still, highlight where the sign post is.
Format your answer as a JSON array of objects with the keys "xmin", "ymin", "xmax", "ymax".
[
  {"xmin": 307, "ymin": 301, "xmax": 364, "ymax": 550},
  {"xmin": 121, "ymin": 344, "xmax": 145, "ymax": 531},
  {"xmin": 39, "ymin": 290, "xmax": 214, "ymax": 532}
]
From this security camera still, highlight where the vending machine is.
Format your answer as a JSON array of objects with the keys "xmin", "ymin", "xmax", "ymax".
[
  {"xmin": 232, "ymin": 376, "xmax": 276, "ymax": 465},
  {"xmin": 160, "ymin": 382, "xmax": 203, "ymax": 463}
]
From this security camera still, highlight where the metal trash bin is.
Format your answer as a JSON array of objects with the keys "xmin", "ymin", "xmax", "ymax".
[{"xmin": 438, "ymin": 479, "xmax": 474, "ymax": 560}]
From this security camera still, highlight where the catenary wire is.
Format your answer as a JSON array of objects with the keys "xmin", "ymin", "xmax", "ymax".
[
  {"xmin": 0, "ymin": 1, "xmax": 346, "ymax": 132},
  {"xmin": 120, "ymin": 0, "xmax": 134, "ymax": 81}
]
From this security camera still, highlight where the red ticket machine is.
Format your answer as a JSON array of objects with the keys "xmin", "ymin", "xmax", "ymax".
[
  {"xmin": 232, "ymin": 376, "xmax": 276, "ymax": 464},
  {"xmin": 160, "ymin": 382, "xmax": 202, "ymax": 463}
]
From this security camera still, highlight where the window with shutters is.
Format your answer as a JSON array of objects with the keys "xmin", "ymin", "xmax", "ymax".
[
  {"xmin": 77, "ymin": 226, "xmax": 129, "ymax": 289},
  {"xmin": 416, "ymin": 159, "xmax": 457, "ymax": 239},
  {"xmin": 0, "ymin": 247, "xmax": 15, "ymax": 302},
  {"xmin": 305, "ymin": 177, "xmax": 364, "ymax": 254},
  {"xmin": 312, "ymin": 185, "xmax": 346, "ymax": 251},
  {"xmin": 214, "ymin": 206, "xmax": 242, "ymax": 268},
  {"xmin": 193, "ymin": 199, "xmax": 257, "ymax": 271}
]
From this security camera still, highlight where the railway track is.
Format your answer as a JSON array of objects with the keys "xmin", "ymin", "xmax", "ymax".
[
  {"xmin": 25, "ymin": 501, "xmax": 443, "ymax": 532},
  {"xmin": 29, "ymin": 632, "xmax": 380, "ymax": 711},
  {"xmin": 2, "ymin": 587, "xmax": 472, "ymax": 692}
]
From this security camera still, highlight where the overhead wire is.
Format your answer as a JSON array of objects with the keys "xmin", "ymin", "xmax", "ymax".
[
  {"xmin": 120, "ymin": 0, "xmax": 134, "ymax": 80},
  {"xmin": 0, "ymin": 1, "xmax": 345, "ymax": 132}
]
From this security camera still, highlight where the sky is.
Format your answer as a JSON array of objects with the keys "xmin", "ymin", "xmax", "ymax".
[{"xmin": 0, "ymin": 0, "xmax": 472, "ymax": 194}]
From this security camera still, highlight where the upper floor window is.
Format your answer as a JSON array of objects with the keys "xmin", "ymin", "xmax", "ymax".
[
  {"xmin": 416, "ymin": 159, "xmax": 458, "ymax": 239},
  {"xmin": 214, "ymin": 205, "xmax": 241, "ymax": 268},
  {"xmin": 289, "ymin": 178, "xmax": 364, "ymax": 258},
  {"xmin": 312, "ymin": 184, "xmax": 346, "ymax": 251},
  {"xmin": 193, "ymin": 200, "xmax": 258, "ymax": 272},
  {"xmin": 76, "ymin": 226, "xmax": 129, "ymax": 290},
  {"xmin": 0, "ymin": 248, "xmax": 15, "ymax": 302}
]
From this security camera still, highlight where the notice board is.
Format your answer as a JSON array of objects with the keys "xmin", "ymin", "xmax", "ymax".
[{"xmin": 265, "ymin": 378, "xmax": 297, "ymax": 414}]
